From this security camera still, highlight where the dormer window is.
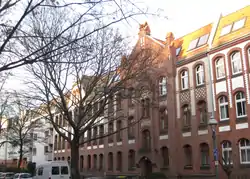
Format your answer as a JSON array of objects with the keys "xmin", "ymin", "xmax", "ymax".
[
  {"xmin": 188, "ymin": 34, "xmax": 209, "ymax": 51},
  {"xmin": 176, "ymin": 47, "xmax": 182, "ymax": 56},
  {"xmin": 232, "ymin": 18, "xmax": 246, "ymax": 31},
  {"xmin": 220, "ymin": 24, "xmax": 232, "ymax": 36}
]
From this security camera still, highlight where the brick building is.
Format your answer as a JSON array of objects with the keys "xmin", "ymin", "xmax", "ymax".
[{"xmin": 53, "ymin": 5, "xmax": 250, "ymax": 179}]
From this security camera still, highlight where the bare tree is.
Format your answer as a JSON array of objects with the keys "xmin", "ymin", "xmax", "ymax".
[
  {"xmin": 23, "ymin": 7, "xmax": 162, "ymax": 177},
  {"xmin": 219, "ymin": 156, "xmax": 233, "ymax": 179},
  {"xmin": 0, "ymin": 93, "xmax": 44, "ymax": 169},
  {"xmin": 0, "ymin": 0, "xmax": 165, "ymax": 72}
]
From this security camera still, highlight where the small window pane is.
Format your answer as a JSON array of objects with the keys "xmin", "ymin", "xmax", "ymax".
[
  {"xmin": 220, "ymin": 24, "xmax": 232, "ymax": 36},
  {"xmin": 52, "ymin": 167, "xmax": 60, "ymax": 175},
  {"xmin": 197, "ymin": 34, "xmax": 209, "ymax": 47},
  {"xmin": 176, "ymin": 47, "xmax": 181, "ymax": 56},
  {"xmin": 61, "ymin": 166, "xmax": 69, "ymax": 174},
  {"xmin": 232, "ymin": 18, "xmax": 246, "ymax": 31},
  {"xmin": 188, "ymin": 38, "xmax": 199, "ymax": 50}
]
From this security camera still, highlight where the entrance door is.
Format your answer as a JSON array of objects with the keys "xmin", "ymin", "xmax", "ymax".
[{"xmin": 139, "ymin": 157, "xmax": 152, "ymax": 178}]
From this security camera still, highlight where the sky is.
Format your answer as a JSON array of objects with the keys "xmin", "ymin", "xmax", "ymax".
[{"xmin": 4, "ymin": 0, "xmax": 250, "ymax": 91}]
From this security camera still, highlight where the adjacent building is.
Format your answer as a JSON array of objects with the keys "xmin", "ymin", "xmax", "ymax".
[{"xmin": 52, "ymin": 5, "xmax": 250, "ymax": 179}]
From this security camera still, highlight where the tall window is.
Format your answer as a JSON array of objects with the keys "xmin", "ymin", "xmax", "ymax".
[
  {"xmin": 215, "ymin": 58, "xmax": 225, "ymax": 79},
  {"xmin": 159, "ymin": 108, "xmax": 168, "ymax": 133},
  {"xmin": 219, "ymin": 96, "xmax": 229, "ymax": 121},
  {"xmin": 117, "ymin": 152, "xmax": 122, "ymax": 171},
  {"xmin": 197, "ymin": 101, "xmax": 207, "ymax": 124},
  {"xmin": 142, "ymin": 98, "xmax": 150, "ymax": 117},
  {"xmin": 235, "ymin": 92, "xmax": 246, "ymax": 118},
  {"xmin": 116, "ymin": 120, "xmax": 122, "ymax": 142},
  {"xmin": 200, "ymin": 143, "xmax": 209, "ymax": 166},
  {"xmin": 108, "ymin": 123, "xmax": 114, "ymax": 143},
  {"xmin": 181, "ymin": 70, "xmax": 189, "ymax": 90},
  {"xmin": 108, "ymin": 152, "xmax": 113, "ymax": 171},
  {"xmin": 222, "ymin": 141, "xmax": 232, "ymax": 165},
  {"xmin": 142, "ymin": 130, "xmax": 151, "ymax": 149},
  {"xmin": 99, "ymin": 154, "xmax": 104, "ymax": 170},
  {"xmin": 54, "ymin": 135, "xmax": 58, "ymax": 150},
  {"xmin": 128, "ymin": 150, "xmax": 135, "ymax": 170},
  {"xmin": 99, "ymin": 125, "xmax": 104, "ymax": 144},
  {"xmin": 182, "ymin": 105, "xmax": 190, "ymax": 127},
  {"xmin": 159, "ymin": 77, "xmax": 167, "ymax": 96},
  {"xmin": 93, "ymin": 127, "xmax": 97, "ymax": 145},
  {"xmin": 161, "ymin": 147, "xmax": 169, "ymax": 167},
  {"xmin": 184, "ymin": 145, "xmax": 192, "ymax": 166},
  {"xmin": 87, "ymin": 155, "xmax": 91, "ymax": 169},
  {"xmin": 128, "ymin": 117, "xmax": 135, "ymax": 139},
  {"xmin": 87, "ymin": 129, "xmax": 91, "ymax": 146},
  {"xmin": 239, "ymin": 139, "xmax": 250, "ymax": 164},
  {"xmin": 196, "ymin": 65, "xmax": 204, "ymax": 86},
  {"xmin": 93, "ymin": 155, "xmax": 97, "ymax": 169},
  {"xmin": 128, "ymin": 88, "xmax": 134, "ymax": 106},
  {"xmin": 231, "ymin": 51, "xmax": 242, "ymax": 74}
]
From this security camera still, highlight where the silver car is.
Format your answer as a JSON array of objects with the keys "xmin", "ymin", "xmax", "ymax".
[
  {"xmin": 0, "ymin": 172, "xmax": 15, "ymax": 179},
  {"xmin": 14, "ymin": 173, "xmax": 32, "ymax": 179}
]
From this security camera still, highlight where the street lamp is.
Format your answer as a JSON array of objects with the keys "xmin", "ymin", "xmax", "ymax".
[{"xmin": 208, "ymin": 116, "xmax": 218, "ymax": 179}]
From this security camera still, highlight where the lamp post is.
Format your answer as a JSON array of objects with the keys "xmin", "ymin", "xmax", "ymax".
[{"xmin": 208, "ymin": 117, "xmax": 218, "ymax": 179}]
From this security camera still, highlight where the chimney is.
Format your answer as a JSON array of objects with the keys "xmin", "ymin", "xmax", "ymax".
[
  {"xmin": 165, "ymin": 32, "xmax": 175, "ymax": 46},
  {"xmin": 138, "ymin": 22, "xmax": 151, "ymax": 36}
]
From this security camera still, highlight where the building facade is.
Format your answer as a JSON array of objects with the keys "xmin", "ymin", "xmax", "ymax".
[{"xmin": 52, "ymin": 5, "xmax": 250, "ymax": 179}]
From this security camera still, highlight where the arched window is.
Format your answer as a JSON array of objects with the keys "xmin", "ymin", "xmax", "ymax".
[
  {"xmin": 108, "ymin": 152, "xmax": 113, "ymax": 171},
  {"xmin": 80, "ymin": 156, "xmax": 84, "ymax": 171},
  {"xmin": 200, "ymin": 143, "xmax": 209, "ymax": 166},
  {"xmin": 87, "ymin": 155, "xmax": 91, "ymax": 169},
  {"xmin": 218, "ymin": 96, "xmax": 229, "ymax": 121},
  {"xmin": 142, "ymin": 130, "xmax": 151, "ymax": 150},
  {"xmin": 99, "ymin": 154, "xmax": 104, "ymax": 170},
  {"xmin": 159, "ymin": 108, "xmax": 168, "ymax": 133},
  {"xmin": 182, "ymin": 105, "xmax": 190, "ymax": 127},
  {"xmin": 117, "ymin": 151, "xmax": 122, "ymax": 171},
  {"xmin": 215, "ymin": 58, "xmax": 225, "ymax": 79},
  {"xmin": 161, "ymin": 147, "xmax": 169, "ymax": 167},
  {"xmin": 221, "ymin": 141, "xmax": 232, "ymax": 165},
  {"xmin": 235, "ymin": 92, "xmax": 246, "ymax": 118},
  {"xmin": 93, "ymin": 154, "xmax": 97, "ymax": 169},
  {"xmin": 231, "ymin": 51, "xmax": 242, "ymax": 74},
  {"xmin": 58, "ymin": 157, "xmax": 61, "ymax": 161},
  {"xmin": 239, "ymin": 139, "xmax": 250, "ymax": 164},
  {"xmin": 62, "ymin": 157, "xmax": 65, "ymax": 161},
  {"xmin": 197, "ymin": 101, "xmax": 207, "ymax": 124},
  {"xmin": 196, "ymin": 64, "xmax": 204, "ymax": 86},
  {"xmin": 54, "ymin": 157, "xmax": 57, "ymax": 161},
  {"xmin": 183, "ymin": 145, "xmax": 192, "ymax": 167},
  {"xmin": 181, "ymin": 70, "xmax": 189, "ymax": 90},
  {"xmin": 159, "ymin": 77, "xmax": 167, "ymax": 96},
  {"xmin": 128, "ymin": 150, "xmax": 135, "ymax": 170}
]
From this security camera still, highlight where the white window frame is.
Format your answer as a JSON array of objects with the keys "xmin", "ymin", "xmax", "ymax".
[
  {"xmin": 220, "ymin": 24, "xmax": 232, "ymax": 36},
  {"xmin": 222, "ymin": 141, "xmax": 233, "ymax": 165},
  {"xmin": 219, "ymin": 96, "xmax": 229, "ymax": 121},
  {"xmin": 181, "ymin": 70, "xmax": 189, "ymax": 90},
  {"xmin": 215, "ymin": 58, "xmax": 225, "ymax": 79},
  {"xmin": 159, "ymin": 77, "xmax": 167, "ymax": 96},
  {"xmin": 235, "ymin": 92, "xmax": 247, "ymax": 118},
  {"xmin": 176, "ymin": 47, "xmax": 181, "ymax": 56},
  {"xmin": 197, "ymin": 34, "xmax": 209, "ymax": 47},
  {"xmin": 239, "ymin": 139, "xmax": 250, "ymax": 164},
  {"xmin": 232, "ymin": 18, "xmax": 246, "ymax": 31},
  {"xmin": 231, "ymin": 51, "xmax": 242, "ymax": 74},
  {"xmin": 196, "ymin": 65, "xmax": 204, "ymax": 86}
]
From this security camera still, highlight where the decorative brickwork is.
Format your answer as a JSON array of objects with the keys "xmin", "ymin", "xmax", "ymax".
[{"xmin": 180, "ymin": 90, "xmax": 191, "ymax": 104}]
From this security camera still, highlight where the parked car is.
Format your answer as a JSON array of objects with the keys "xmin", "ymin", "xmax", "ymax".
[
  {"xmin": 14, "ymin": 173, "xmax": 32, "ymax": 179},
  {"xmin": 34, "ymin": 161, "xmax": 71, "ymax": 179},
  {"xmin": 0, "ymin": 172, "xmax": 15, "ymax": 179}
]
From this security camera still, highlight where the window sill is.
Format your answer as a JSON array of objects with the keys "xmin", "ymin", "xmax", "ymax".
[
  {"xmin": 231, "ymin": 72, "xmax": 243, "ymax": 78},
  {"xmin": 215, "ymin": 77, "xmax": 226, "ymax": 83},
  {"xmin": 182, "ymin": 126, "xmax": 191, "ymax": 132},
  {"xmin": 184, "ymin": 165, "xmax": 193, "ymax": 170},
  {"xmin": 236, "ymin": 117, "xmax": 248, "ymax": 123},
  {"xmin": 200, "ymin": 165, "xmax": 210, "ymax": 170},
  {"xmin": 219, "ymin": 119, "xmax": 230, "ymax": 125},
  {"xmin": 180, "ymin": 88, "xmax": 189, "ymax": 93},
  {"xmin": 239, "ymin": 163, "xmax": 250, "ymax": 168},
  {"xmin": 195, "ymin": 84, "xmax": 205, "ymax": 88}
]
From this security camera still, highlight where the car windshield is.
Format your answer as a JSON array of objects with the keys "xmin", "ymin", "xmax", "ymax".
[{"xmin": 21, "ymin": 173, "xmax": 32, "ymax": 178}]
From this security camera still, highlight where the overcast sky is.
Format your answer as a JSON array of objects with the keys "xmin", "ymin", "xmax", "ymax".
[{"xmin": 4, "ymin": 0, "xmax": 250, "ymax": 90}]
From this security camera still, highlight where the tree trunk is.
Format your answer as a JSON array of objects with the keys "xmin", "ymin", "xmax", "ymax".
[
  {"xmin": 17, "ymin": 143, "xmax": 23, "ymax": 169},
  {"xmin": 70, "ymin": 139, "xmax": 80, "ymax": 179}
]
